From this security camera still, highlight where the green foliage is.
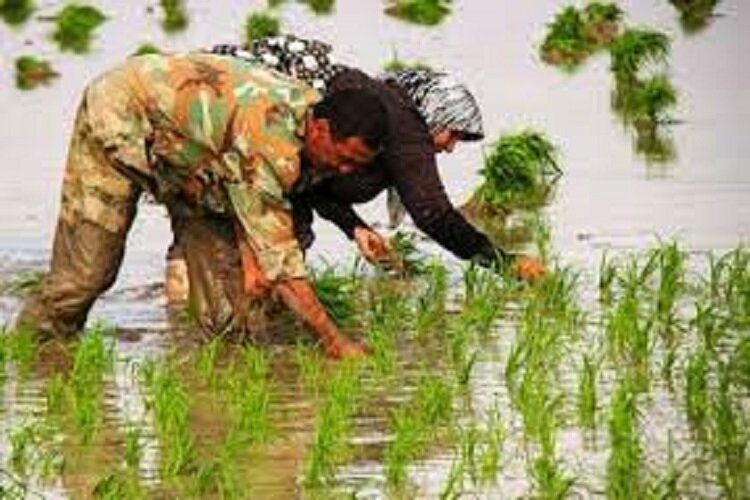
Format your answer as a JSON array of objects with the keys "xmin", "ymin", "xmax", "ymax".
[
  {"xmin": 609, "ymin": 28, "xmax": 670, "ymax": 82},
  {"xmin": 584, "ymin": 2, "xmax": 624, "ymax": 24},
  {"xmin": 132, "ymin": 43, "xmax": 162, "ymax": 56},
  {"xmin": 540, "ymin": 6, "xmax": 590, "ymax": 69},
  {"xmin": 384, "ymin": 0, "xmax": 452, "ymax": 27},
  {"xmin": 15, "ymin": 56, "xmax": 59, "ymax": 91},
  {"xmin": 1, "ymin": 270, "xmax": 46, "ymax": 295},
  {"xmin": 383, "ymin": 55, "xmax": 433, "ymax": 73},
  {"xmin": 389, "ymin": 231, "xmax": 428, "ymax": 277},
  {"xmin": 578, "ymin": 354, "xmax": 599, "ymax": 430},
  {"xmin": 669, "ymin": 0, "xmax": 720, "ymax": 34},
  {"xmin": 685, "ymin": 348, "xmax": 709, "ymax": 437},
  {"xmin": 51, "ymin": 4, "xmax": 106, "ymax": 54},
  {"xmin": 244, "ymin": 11, "xmax": 280, "ymax": 44},
  {"xmin": 470, "ymin": 131, "xmax": 560, "ymax": 213},
  {"xmin": 606, "ymin": 377, "xmax": 643, "ymax": 499},
  {"xmin": 305, "ymin": 0, "xmax": 335, "ymax": 15},
  {"xmin": 160, "ymin": 0, "xmax": 188, "ymax": 32},
  {"xmin": 710, "ymin": 364, "xmax": 748, "ymax": 499},
  {"xmin": 0, "ymin": 0, "xmax": 35, "ymax": 25},
  {"xmin": 311, "ymin": 264, "xmax": 359, "ymax": 327}
]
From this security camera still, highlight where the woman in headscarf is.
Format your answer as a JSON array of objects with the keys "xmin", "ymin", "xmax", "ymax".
[{"xmin": 166, "ymin": 35, "xmax": 544, "ymax": 301}]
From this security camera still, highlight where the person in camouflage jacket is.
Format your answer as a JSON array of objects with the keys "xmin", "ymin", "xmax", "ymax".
[{"xmin": 16, "ymin": 52, "xmax": 387, "ymax": 359}]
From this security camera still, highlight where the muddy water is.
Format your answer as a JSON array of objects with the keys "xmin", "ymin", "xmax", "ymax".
[{"xmin": 1, "ymin": 1, "xmax": 748, "ymax": 498}]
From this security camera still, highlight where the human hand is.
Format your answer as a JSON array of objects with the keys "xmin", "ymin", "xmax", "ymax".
[
  {"xmin": 325, "ymin": 337, "xmax": 368, "ymax": 360},
  {"xmin": 353, "ymin": 227, "xmax": 392, "ymax": 265},
  {"xmin": 512, "ymin": 255, "xmax": 547, "ymax": 282}
]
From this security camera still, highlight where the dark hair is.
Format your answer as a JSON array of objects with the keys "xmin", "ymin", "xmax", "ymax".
[{"xmin": 312, "ymin": 89, "xmax": 388, "ymax": 151}]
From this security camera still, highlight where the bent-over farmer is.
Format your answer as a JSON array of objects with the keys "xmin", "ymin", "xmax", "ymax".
[{"xmin": 16, "ymin": 52, "xmax": 387, "ymax": 359}]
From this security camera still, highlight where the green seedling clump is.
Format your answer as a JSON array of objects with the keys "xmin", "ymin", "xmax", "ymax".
[
  {"xmin": 384, "ymin": 0, "xmax": 452, "ymax": 27},
  {"xmin": 577, "ymin": 354, "xmax": 599, "ymax": 430},
  {"xmin": 685, "ymin": 348, "xmax": 709, "ymax": 438},
  {"xmin": 710, "ymin": 364, "xmax": 748, "ymax": 499},
  {"xmin": 245, "ymin": 11, "xmax": 280, "ymax": 44},
  {"xmin": 467, "ymin": 131, "xmax": 560, "ymax": 214},
  {"xmin": 668, "ymin": 0, "xmax": 720, "ymax": 33},
  {"xmin": 606, "ymin": 377, "xmax": 643, "ymax": 499},
  {"xmin": 160, "ymin": 0, "xmax": 188, "ymax": 32},
  {"xmin": 1, "ymin": 270, "xmax": 46, "ymax": 295},
  {"xmin": 15, "ymin": 56, "xmax": 59, "ymax": 91},
  {"xmin": 311, "ymin": 264, "xmax": 359, "ymax": 327},
  {"xmin": 389, "ymin": 231, "xmax": 429, "ymax": 277},
  {"xmin": 540, "ymin": 6, "xmax": 590, "ymax": 69},
  {"xmin": 583, "ymin": 2, "xmax": 624, "ymax": 46},
  {"xmin": 304, "ymin": 0, "xmax": 335, "ymax": 15},
  {"xmin": 51, "ymin": 4, "xmax": 107, "ymax": 54},
  {"xmin": 0, "ymin": 0, "xmax": 35, "ymax": 25},
  {"xmin": 383, "ymin": 55, "xmax": 433, "ymax": 73},
  {"xmin": 132, "ymin": 43, "xmax": 162, "ymax": 56},
  {"xmin": 609, "ymin": 28, "xmax": 670, "ymax": 84}
]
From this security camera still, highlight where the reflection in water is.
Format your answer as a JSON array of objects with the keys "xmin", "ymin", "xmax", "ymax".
[{"xmin": 668, "ymin": 0, "xmax": 721, "ymax": 34}]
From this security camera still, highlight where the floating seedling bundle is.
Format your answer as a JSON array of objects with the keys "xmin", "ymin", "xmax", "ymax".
[
  {"xmin": 465, "ymin": 130, "xmax": 560, "ymax": 216},
  {"xmin": 540, "ymin": 2, "xmax": 624, "ymax": 70},
  {"xmin": 384, "ymin": 0, "xmax": 452, "ymax": 27}
]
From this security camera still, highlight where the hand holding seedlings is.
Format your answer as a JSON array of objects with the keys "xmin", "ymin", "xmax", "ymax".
[
  {"xmin": 512, "ymin": 255, "xmax": 547, "ymax": 282},
  {"xmin": 354, "ymin": 226, "xmax": 394, "ymax": 267}
]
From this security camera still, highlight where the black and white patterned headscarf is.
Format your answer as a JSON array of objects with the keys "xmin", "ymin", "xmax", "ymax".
[
  {"xmin": 382, "ymin": 68, "xmax": 485, "ymax": 141},
  {"xmin": 211, "ymin": 36, "xmax": 484, "ymax": 141},
  {"xmin": 212, "ymin": 35, "xmax": 346, "ymax": 92}
]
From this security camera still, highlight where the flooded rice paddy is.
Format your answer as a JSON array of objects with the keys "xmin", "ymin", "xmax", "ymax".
[{"xmin": 1, "ymin": 1, "xmax": 748, "ymax": 498}]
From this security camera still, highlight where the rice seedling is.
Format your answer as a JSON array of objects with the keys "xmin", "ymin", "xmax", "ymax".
[
  {"xmin": 710, "ymin": 363, "xmax": 748, "ymax": 499},
  {"xmin": 304, "ymin": 0, "xmax": 335, "ymax": 15},
  {"xmin": 196, "ymin": 337, "xmax": 222, "ymax": 388},
  {"xmin": 668, "ymin": 0, "xmax": 720, "ymax": 33},
  {"xmin": 244, "ymin": 11, "xmax": 280, "ymax": 44},
  {"xmin": 652, "ymin": 241, "xmax": 685, "ymax": 381},
  {"xmin": 124, "ymin": 427, "xmax": 142, "ymax": 470},
  {"xmin": 606, "ymin": 376, "xmax": 643, "ymax": 500},
  {"xmin": 14, "ymin": 56, "xmax": 59, "ymax": 91},
  {"xmin": 415, "ymin": 262, "xmax": 448, "ymax": 339},
  {"xmin": 10, "ymin": 423, "xmax": 37, "ymax": 477},
  {"xmin": 529, "ymin": 451, "xmax": 575, "ymax": 500},
  {"xmin": 1, "ymin": 270, "xmax": 45, "ymax": 296},
  {"xmin": 609, "ymin": 28, "xmax": 670, "ymax": 84},
  {"xmin": 599, "ymin": 251, "xmax": 618, "ymax": 306},
  {"xmin": 632, "ymin": 124, "xmax": 677, "ymax": 164},
  {"xmin": 384, "ymin": 0, "xmax": 452, "ymax": 27},
  {"xmin": 385, "ymin": 375, "xmax": 453, "ymax": 488},
  {"xmin": 627, "ymin": 76, "xmax": 679, "ymax": 135},
  {"xmin": 467, "ymin": 131, "xmax": 560, "ymax": 214},
  {"xmin": 7, "ymin": 326, "xmax": 38, "ymax": 378},
  {"xmin": 311, "ymin": 264, "xmax": 359, "ymax": 327},
  {"xmin": 0, "ymin": 0, "xmax": 34, "ymax": 25},
  {"xmin": 50, "ymin": 4, "xmax": 107, "ymax": 54},
  {"xmin": 728, "ymin": 337, "xmax": 749, "ymax": 390},
  {"xmin": 226, "ymin": 344, "xmax": 272, "ymax": 444},
  {"xmin": 478, "ymin": 406, "xmax": 506, "ymax": 486},
  {"xmin": 159, "ymin": 0, "xmax": 188, "ymax": 32},
  {"xmin": 293, "ymin": 340, "xmax": 325, "ymax": 397},
  {"xmin": 645, "ymin": 431, "xmax": 682, "ymax": 499},
  {"xmin": 141, "ymin": 359, "xmax": 195, "ymax": 478},
  {"xmin": 304, "ymin": 360, "xmax": 361, "ymax": 488},
  {"xmin": 439, "ymin": 456, "xmax": 464, "ymax": 499},
  {"xmin": 539, "ymin": 6, "xmax": 590, "ymax": 70},
  {"xmin": 92, "ymin": 470, "xmax": 144, "ymax": 499},
  {"xmin": 132, "ymin": 43, "xmax": 162, "ymax": 56},
  {"xmin": 45, "ymin": 372, "xmax": 66, "ymax": 415},
  {"xmin": 383, "ymin": 55, "xmax": 434, "ymax": 73},
  {"xmin": 583, "ymin": 2, "xmax": 624, "ymax": 46},
  {"xmin": 578, "ymin": 354, "xmax": 599, "ymax": 431},
  {"xmin": 684, "ymin": 348, "xmax": 709, "ymax": 439},
  {"xmin": 389, "ymin": 231, "xmax": 429, "ymax": 277}
]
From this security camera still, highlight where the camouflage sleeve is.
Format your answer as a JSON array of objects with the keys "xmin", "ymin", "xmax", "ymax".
[{"xmin": 224, "ymin": 86, "xmax": 318, "ymax": 283}]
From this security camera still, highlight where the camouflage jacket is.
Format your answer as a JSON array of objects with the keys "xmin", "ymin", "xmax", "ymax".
[{"xmin": 83, "ymin": 53, "xmax": 320, "ymax": 283}]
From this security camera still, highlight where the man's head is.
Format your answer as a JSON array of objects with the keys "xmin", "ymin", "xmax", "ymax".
[{"xmin": 305, "ymin": 89, "xmax": 388, "ymax": 174}]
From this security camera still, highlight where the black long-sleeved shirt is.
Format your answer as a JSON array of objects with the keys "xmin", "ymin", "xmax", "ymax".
[{"xmin": 292, "ymin": 68, "xmax": 497, "ymax": 261}]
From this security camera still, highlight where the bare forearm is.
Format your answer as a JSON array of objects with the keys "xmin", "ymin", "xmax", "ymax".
[{"xmin": 273, "ymin": 278, "xmax": 339, "ymax": 345}]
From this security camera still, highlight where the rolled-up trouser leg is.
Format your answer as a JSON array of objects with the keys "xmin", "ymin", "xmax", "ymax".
[
  {"xmin": 16, "ymin": 98, "xmax": 140, "ymax": 338},
  {"xmin": 16, "ymin": 219, "xmax": 133, "ymax": 338}
]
